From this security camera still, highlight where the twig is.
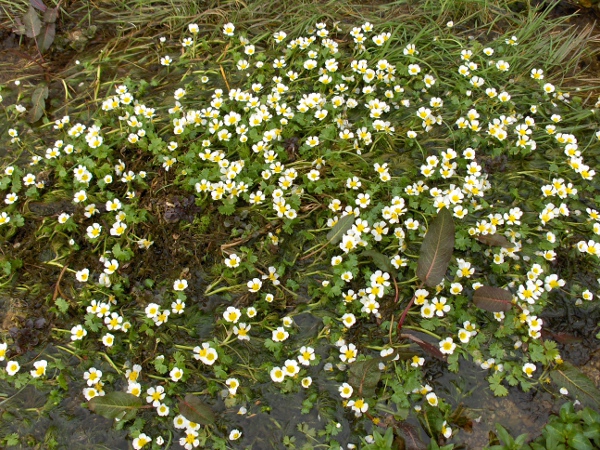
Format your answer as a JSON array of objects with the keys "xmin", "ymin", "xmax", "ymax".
[{"xmin": 52, "ymin": 263, "xmax": 69, "ymax": 302}]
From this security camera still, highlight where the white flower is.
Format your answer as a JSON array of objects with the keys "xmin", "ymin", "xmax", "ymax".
[
  {"xmin": 270, "ymin": 366, "xmax": 285, "ymax": 382},
  {"xmin": 6, "ymin": 360, "xmax": 20, "ymax": 376},
  {"xmin": 30, "ymin": 360, "xmax": 47, "ymax": 378},
  {"xmin": 75, "ymin": 268, "xmax": 89, "ymax": 282},
  {"xmin": 229, "ymin": 429, "xmax": 242, "ymax": 441},
  {"xmin": 341, "ymin": 313, "xmax": 356, "ymax": 328},
  {"xmin": 223, "ymin": 22, "xmax": 235, "ymax": 36},
  {"xmin": 439, "ymin": 337, "xmax": 456, "ymax": 355},
  {"xmin": 193, "ymin": 342, "xmax": 218, "ymax": 365},
  {"xmin": 173, "ymin": 279, "xmax": 188, "ymax": 291},
  {"xmin": 339, "ymin": 382, "xmax": 353, "ymax": 398},
  {"xmin": 272, "ymin": 326, "xmax": 289, "ymax": 342},
  {"xmin": 523, "ymin": 362, "xmax": 536, "ymax": 378},
  {"xmin": 247, "ymin": 278, "xmax": 262, "ymax": 292},
  {"xmin": 71, "ymin": 325, "xmax": 87, "ymax": 341}
]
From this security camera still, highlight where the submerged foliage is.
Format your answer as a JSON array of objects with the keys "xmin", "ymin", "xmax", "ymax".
[{"xmin": 0, "ymin": 0, "xmax": 600, "ymax": 448}]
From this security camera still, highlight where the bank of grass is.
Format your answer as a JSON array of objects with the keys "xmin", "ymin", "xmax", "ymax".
[{"xmin": 0, "ymin": 0, "xmax": 600, "ymax": 449}]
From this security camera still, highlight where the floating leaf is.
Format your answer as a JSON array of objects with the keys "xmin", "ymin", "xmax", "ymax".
[
  {"xmin": 416, "ymin": 207, "xmax": 455, "ymax": 287},
  {"xmin": 29, "ymin": 85, "xmax": 48, "ymax": 123},
  {"xmin": 402, "ymin": 332, "xmax": 446, "ymax": 362},
  {"xmin": 326, "ymin": 213, "xmax": 354, "ymax": 245},
  {"xmin": 476, "ymin": 234, "xmax": 512, "ymax": 248},
  {"xmin": 362, "ymin": 250, "xmax": 397, "ymax": 277},
  {"xmin": 22, "ymin": 6, "xmax": 42, "ymax": 38},
  {"xmin": 178, "ymin": 394, "xmax": 216, "ymax": 425},
  {"xmin": 38, "ymin": 23, "xmax": 55, "ymax": 52},
  {"xmin": 551, "ymin": 362, "xmax": 600, "ymax": 409},
  {"xmin": 472, "ymin": 286, "xmax": 513, "ymax": 312},
  {"xmin": 348, "ymin": 358, "xmax": 382, "ymax": 398},
  {"xmin": 88, "ymin": 392, "xmax": 142, "ymax": 421}
]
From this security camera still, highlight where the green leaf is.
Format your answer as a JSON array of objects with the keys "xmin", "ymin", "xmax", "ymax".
[
  {"xmin": 348, "ymin": 358, "xmax": 382, "ymax": 398},
  {"xmin": 495, "ymin": 424, "xmax": 515, "ymax": 446},
  {"xmin": 361, "ymin": 250, "xmax": 397, "ymax": 277},
  {"xmin": 326, "ymin": 213, "xmax": 355, "ymax": 244},
  {"xmin": 22, "ymin": 6, "xmax": 42, "ymax": 38},
  {"xmin": 55, "ymin": 297, "xmax": 69, "ymax": 314},
  {"xmin": 475, "ymin": 234, "xmax": 513, "ymax": 248},
  {"xmin": 29, "ymin": 85, "xmax": 48, "ymax": 123},
  {"xmin": 4, "ymin": 433, "xmax": 19, "ymax": 446},
  {"xmin": 472, "ymin": 286, "xmax": 513, "ymax": 312},
  {"xmin": 88, "ymin": 392, "xmax": 142, "ymax": 421},
  {"xmin": 178, "ymin": 394, "xmax": 216, "ymax": 425},
  {"xmin": 568, "ymin": 434, "xmax": 594, "ymax": 450},
  {"xmin": 416, "ymin": 207, "xmax": 454, "ymax": 287},
  {"xmin": 112, "ymin": 243, "xmax": 133, "ymax": 261},
  {"xmin": 550, "ymin": 363, "xmax": 600, "ymax": 409}
]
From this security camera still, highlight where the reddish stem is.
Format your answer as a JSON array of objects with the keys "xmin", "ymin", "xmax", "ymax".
[{"xmin": 397, "ymin": 281, "xmax": 424, "ymax": 332}]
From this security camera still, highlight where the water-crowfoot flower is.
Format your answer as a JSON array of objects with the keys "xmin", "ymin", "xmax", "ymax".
[
  {"xmin": 223, "ymin": 306, "xmax": 242, "ymax": 323},
  {"xmin": 270, "ymin": 366, "xmax": 285, "ymax": 383},
  {"xmin": 272, "ymin": 326, "xmax": 289, "ymax": 342},
  {"xmin": 170, "ymin": 367, "xmax": 184, "ymax": 382},
  {"xmin": 173, "ymin": 279, "xmax": 188, "ymax": 291},
  {"xmin": 132, "ymin": 434, "xmax": 152, "ymax": 449},
  {"xmin": 6, "ymin": 360, "xmax": 20, "ymax": 376},
  {"xmin": 339, "ymin": 343, "xmax": 358, "ymax": 363},
  {"xmin": 193, "ymin": 342, "xmax": 218, "ymax": 365},
  {"xmin": 146, "ymin": 386, "xmax": 166, "ymax": 407},
  {"xmin": 71, "ymin": 325, "xmax": 87, "ymax": 341},
  {"xmin": 347, "ymin": 398, "xmax": 368, "ymax": 416},
  {"xmin": 523, "ymin": 362, "xmax": 537, "ymax": 378},
  {"xmin": 339, "ymin": 382, "xmax": 354, "ymax": 398},
  {"xmin": 229, "ymin": 429, "xmax": 242, "ymax": 441},
  {"xmin": 439, "ymin": 337, "xmax": 457, "ymax": 355}
]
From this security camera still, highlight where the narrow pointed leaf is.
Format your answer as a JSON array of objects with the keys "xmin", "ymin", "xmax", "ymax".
[
  {"xmin": 88, "ymin": 392, "xmax": 142, "ymax": 421},
  {"xmin": 402, "ymin": 332, "xmax": 446, "ymax": 362},
  {"xmin": 23, "ymin": 6, "xmax": 42, "ymax": 38},
  {"xmin": 348, "ymin": 358, "xmax": 382, "ymax": 398},
  {"xmin": 30, "ymin": 0, "xmax": 48, "ymax": 12},
  {"xmin": 541, "ymin": 329, "xmax": 582, "ymax": 344},
  {"xmin": 43, "ymin": 7, "xmax": 58, "ymax": 23},
  {"xmin": 29, "ymin": 85, "xmax": 48, "ymax": 123},
  {"xmin": 472, "ymin": 286, "xmax": 513, "ymax": 312},
  {"xmin": 476, "ymin": 234, "xmax": 512, "ymax": 248},
  {"xmin": 361, "ymin": 250, "xmax": 397, "ymax": 277},
  {"xmin": 416, "ymin": 207, "xmax": 454, "ymax": 287},
  {"xmin": 38, "ymin": 23, "xmax": 55, "ymax": 52},
  {"xmin": 550, "ymin": 362, "xmax": 600, "ymax": 409},
  {"xmin": 178, "ymin": 394, "xmax": 216, "ymax": 425},
  {"xmin": 326, "ymin": 213, "xmax": 354, "ymax": 244}
]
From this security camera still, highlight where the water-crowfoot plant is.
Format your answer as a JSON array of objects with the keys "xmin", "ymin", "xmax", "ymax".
[{"xmin": 1, "ymin": 1, "xmax": 600, "ymax": 448}]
